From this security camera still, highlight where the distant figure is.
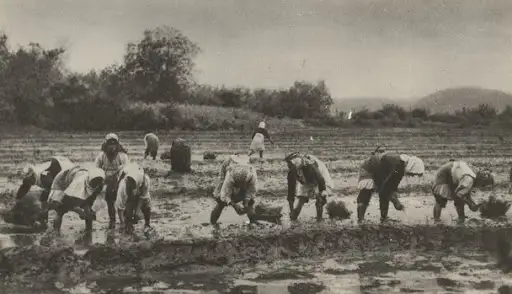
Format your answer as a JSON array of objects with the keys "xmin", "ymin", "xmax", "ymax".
[
  {"xmin": 16, "ymin": 156, "xmax": 75, "ymax": 227},
  {"xmin": 144, "ymin": 132, "xmax": 160, "ymax": 160},
  {"xmin": 357, "ymin": 152, "xmax": 425, "ymax": 223},
  {"xmin": 115, "ymin": 163, "xmax": 152, "ymax": 234},
  {"xmin": 95, "ymin": 133, "xmax": 130, "ymax": 229},
  {"xmin": 432, "ymin": 160, "xmax": 494, "ymax": 223},
  {"xmin": 46, "ymin": 166, "xmax": 105, "ymax": 233},
  {"xmin": 248, "ymin": 121, "xmax": 274, "ymax": 163},
  {"xmin": 348, "ymin": 109, "xmax": 353, "ymax": 120},
  {"xmin": 285, "ymin": 152, "xmax": 334, "ymax": 222},
  {"xmin": 170, "ymin": 138, "xmax": 192, "ymax": 173}
]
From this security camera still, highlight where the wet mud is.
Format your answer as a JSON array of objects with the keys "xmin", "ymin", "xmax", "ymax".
[
  {"xmin": 2, "ymin": 218, "xmax": 512, "ymax": 293},
  {"xmin": 1, "ymin": 128, "xmax": 512, "ymax": 292}
]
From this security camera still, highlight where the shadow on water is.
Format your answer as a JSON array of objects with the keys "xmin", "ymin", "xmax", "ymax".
[{"xmin": 3, "ymin": 224, "xmax": 512, "ymax": 293}]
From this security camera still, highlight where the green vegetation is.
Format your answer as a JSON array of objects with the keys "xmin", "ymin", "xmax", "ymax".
[{"xmin": 1, "ymin": 26, "xmax": 512, "ymax": 131}]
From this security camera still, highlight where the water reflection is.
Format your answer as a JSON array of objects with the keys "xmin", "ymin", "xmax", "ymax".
[{"xmin": 0, "ymin": 233, "xmax": 39, "ymax": 248}]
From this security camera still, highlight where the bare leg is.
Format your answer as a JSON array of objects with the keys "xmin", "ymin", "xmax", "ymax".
[
  {"xmin": 390, "ymin": 192, "xmax": 405, "ymax": 211},
  {"xmin": 290, "ymin": 197, "xmax": 308, "ymax": 221},
  {"xmin": 244, "ymin": 200, "xmax": 257, "ymax": 223},
  {"xmin": 454, "ymin": 199, "xmax": 466, "ymax": 223},
  {"xmin": 315, "ymin": 196, "xmax": 326, "ymax": 222},
  {"xmin": 118, "ymin": 209, "xmax": 125, "ymax": 229},
  {"xmin": 433, "ymin": 203, "xmax": 443, "ymax": 222},
  {"xmin": 106, "ymin": 183, "xmax": 117, "ymax": 229},
  {"xmin": 379, "ymin": 193, "xmax": 390, "ymax": 222},
  {"xmin": 287, "ymin": 196, "xmax": 295, "ymax": 216},
  {"xmin": 53, "ymin": 208, "xmax": 66, "ymax": 234},
  {"xmin": 357, "ymin": 189, "xmax": 372, "ymax": 223},
  {"xmin": 141, "ymin": 199, "xmax": 151, "ymax": 228},
  {"xmin": 210, "ymin": 201, "xmax": 226, "ymax": 225}
]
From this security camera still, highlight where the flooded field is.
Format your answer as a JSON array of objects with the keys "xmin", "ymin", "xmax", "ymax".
[
  {"xmin": 2, "ymin": 250, "xmax": 510, "ymax": 293},
  {"xmin": 1, "ymin": 128, "xmax": 512, "ymax": 293}
]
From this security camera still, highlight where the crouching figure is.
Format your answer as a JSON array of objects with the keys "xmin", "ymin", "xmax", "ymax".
[
  {"xmin": 16, "ymin": 156, "xmax": 75, "ymax": 226},
  {"xmin": 115, "ymin": 163, "xmax": 152, "ymax": 233},
  {"xmin": 357, "ymin": 151, "xmax": 425, "ymax": 223},
  {"xmin": 210, "ymin": 155, "xmax": 259, "ymax": 225},
  {"xmin": 46, "ymin": 166, "xmax": 105, "ymax": 233},
  {"xmin": 144, "ymin": 132, "xmax": 160, "ymax": 160},
  {"xmin": 285, "ymin": 152, "xmax": 334, "ymax": 222},
  {"xmin": 433, "ymin": 160, "xmax": 494, "ymax": 223}
]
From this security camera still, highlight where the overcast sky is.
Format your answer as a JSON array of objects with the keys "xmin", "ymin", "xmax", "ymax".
[{"xmin": 1, "ymin": 0, "xmax": 511, "ymax": 99}]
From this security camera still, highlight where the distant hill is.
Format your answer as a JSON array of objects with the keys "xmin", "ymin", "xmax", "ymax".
[
  {"xmin": 331, "ymin": 97, "xmax": 414, "ymax": 113},
  {"xmin": 414, "ymin": 87, "xmax": 512, "ymax": 114}
]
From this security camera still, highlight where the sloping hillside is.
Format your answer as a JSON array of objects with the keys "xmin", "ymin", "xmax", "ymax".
[
  {"xmin": 414, "ymin": 87, "xmax": 512, "ymax": 114},
  {"xmin": 332, "ymin": 97, "xmax": 413, "ymax": 113}
]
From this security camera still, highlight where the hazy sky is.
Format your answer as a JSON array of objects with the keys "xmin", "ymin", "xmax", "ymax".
[{"xmin": 1, "ymin": 0, "xmax": 511, "ymax": 99}]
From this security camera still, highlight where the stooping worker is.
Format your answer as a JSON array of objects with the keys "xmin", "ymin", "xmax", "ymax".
[
  {"xmin": 432, "ymin": 160, "xmax": 494, "ymax": 223},
  {"xmin": 357, "ymin": 151, "xmax": 425, "ymax": 223},
  {"xmin": 115, "ymin": 163, "xmax": 152, "ymax": 233},
  {"xmin": 95, "ymin": 133, "xmax": 130, "ymax": 229},
  {"xmin": 16, "ymin": 156, "xmax": 75, "ymax": 200},
  {"xmin": 143, "ymin": 132, "xmax": 160, "ymax": 160},
  {"xmin": 210, "ymin": 155, "xmax": 259, "ymax": 226},
  {"xmin": 46, "ymin": 166, "xmax": 106, "ymax": 233},
  {"xmin": 248, "ymin": 121, "xmax": 275, "ymax": 162},
  {"xmin": 285, "ymin": 152, "xmax": 334, "ymax": 222},
  {"xmin": 16, "ymin": 156, "xmax": 75, "ymax": 226}
]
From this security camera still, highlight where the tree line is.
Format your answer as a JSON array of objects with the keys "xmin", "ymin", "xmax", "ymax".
[
  {"xmin": 1, "ymin": 25, "xmax": 511, "ymax": 131},
  {"xmin": 0, "ymin": 26, "xmax": 332, "ymax": 131}
]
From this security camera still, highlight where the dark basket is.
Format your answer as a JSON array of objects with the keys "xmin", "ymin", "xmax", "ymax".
[
  {"xmin": 326, "ymin": 200, "xmax": 352, "ymax": 220},
  {"xmin": 170, "ymin": 138, "xmax": 191, "ymax": 173}
]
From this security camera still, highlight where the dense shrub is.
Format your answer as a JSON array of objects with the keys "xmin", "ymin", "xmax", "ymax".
[{"xmin": 2, "ymin": 28, "xmax": 512, "ymax": 131}]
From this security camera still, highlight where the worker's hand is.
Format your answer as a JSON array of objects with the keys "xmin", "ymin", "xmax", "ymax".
[
  {"xmin": 320, "ymin": 190, "xmax": 329, "ymax": 198},
  {"xmin": 232, "ymin": 202, "xmax": 246, "ymax": 215}
]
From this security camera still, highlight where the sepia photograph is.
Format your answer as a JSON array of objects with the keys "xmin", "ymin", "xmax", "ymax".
[{"xmin": 1, "ymin": 0, "xmax": 512, "ymax": 293}]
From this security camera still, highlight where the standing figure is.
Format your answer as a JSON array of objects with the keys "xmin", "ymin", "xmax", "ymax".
[
  {"xmin": 144, "ymin": 132, "xmax": 160, "ymax": 160},
  {"xmin": 357, "ymin": 151, "xmax": 425, "ymax": 223},
  {"xmin": 95, "ymin": 133, "xmax": 130, "ymax": 229},
  {"xmin": 46, "ymin": 166, "xmax": 105, "ymax": 233},
  {"xmin": 285, "ymin": 152, "xmax": 334, "ymax": 222},
  {"xmin": 248, "ymin": 121, "xmax": 274, "ymax": 163},
  {"xmin": 432, "ymin": 160, "xmax": 494, "ymax": 223},
  {"xmin": 115, "ymin": 163, "xmax": 152, "ymax": 233},
  {"xmin": 210, "ymin": 155, "xmax": 258, "ymax": 226},
  {"xmin": 16, "ymin": 156, "xmax": 75, "ymax": 226}
]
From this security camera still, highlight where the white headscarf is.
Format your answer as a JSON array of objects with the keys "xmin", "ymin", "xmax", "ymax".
[
  {"xmin": 22, "ymin": 164, "xmax": 37, "ymax": 179},
  {"xmin": 400, "ymin": 154, "xmax": 425, "ymax": 176},
  {"xmin": 258, "ymin": 121, "xmax": 266, "ymax": 129},
  {"xmin": 124, "ymin": 163, "xmax": 145, "ymax": 186},
  {"xmin": 229, "ymin": 154, "xmax": 250, "ymax": 165},
  {"xmin": 86, "ymin": 167, "xmax": 106, "ymax": 195},
  {"xmin": 105, "ymin": 133, "xmax": 119, "ymax": 142}
]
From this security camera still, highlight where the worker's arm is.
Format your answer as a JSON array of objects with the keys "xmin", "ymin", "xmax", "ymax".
[
  {"xmin": 94, "ymin": 153, "xmax": 103, "ymax": 169},
  {"xmin": 219, "ymin": 171, "xmax": 235, "ymax": 204},
  {"xmin": 16, "ymin": 176, "xmax": 35, "ymax": 200},
  {"xmin": 245, "ymin": 170, "xmax": 258, "ymax": 202},
  {"xmin": 213, "ymin": 162, "xmax": 228, "ymax": 198},
  {"xmin": 311, "ymin": 164, "xmax": 327, "ymax": 193},
  {"xmin": 261, "ymin": 129, "xmax": 274, "ymax": 145}
]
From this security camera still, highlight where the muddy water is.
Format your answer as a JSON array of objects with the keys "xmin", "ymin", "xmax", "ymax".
[
  {"xmin": 2, "ymin": 194, "xmax": 512, "ymax": 293},
  {"xmin": 0, "ymin": 251, "xmax": 510, "ymax": 293}
]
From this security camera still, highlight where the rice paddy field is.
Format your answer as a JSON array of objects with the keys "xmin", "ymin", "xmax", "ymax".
[{"xmin": 1, "ymin": 127, "xmax": 512, "ymax": 293}]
